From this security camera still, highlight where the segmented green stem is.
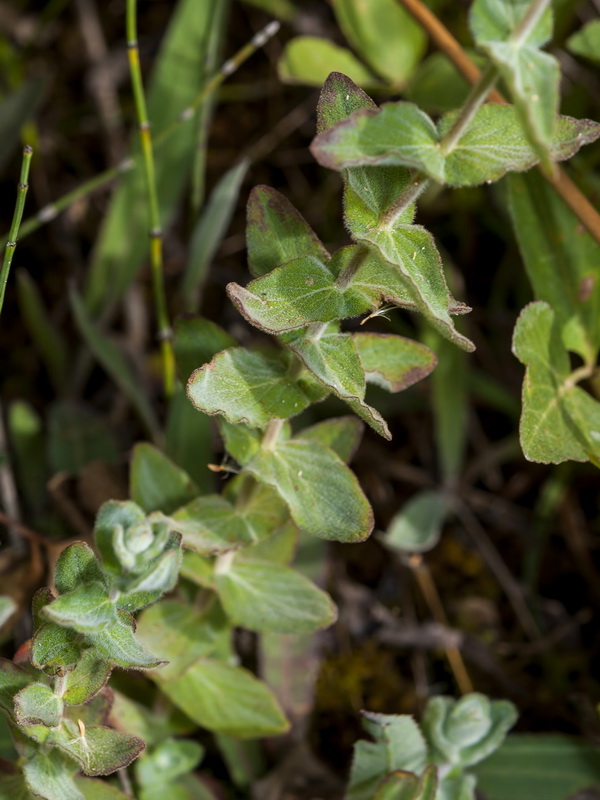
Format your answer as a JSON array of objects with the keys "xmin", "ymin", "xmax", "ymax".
[
  {"xmin": 14, "ymin": 21, "xmax": 281, "ymax": 240},
  {"xmin": 0, "ymin": 146, "xmax": 32, "ymax": 319},
  {"xmin": 126, "ymin": 0, "xmax": 174, "ymax": 396}
]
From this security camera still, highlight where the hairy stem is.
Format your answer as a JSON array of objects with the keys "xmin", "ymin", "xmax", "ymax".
[
  {"xmin": 0, "ymin": 146, "xmax": 32, "ymax": 319},
  {"xmin": 126, "ymin": 0, "xmax": 174, "ymax": 396},
  {"xmin": 262, "ymin": 417, "xmax": 284, "ymax": 451}
]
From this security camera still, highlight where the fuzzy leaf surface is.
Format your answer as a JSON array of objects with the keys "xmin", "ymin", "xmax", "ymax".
[
  {"xmin": 54, "ymin": 543, "xmax": 105, "ymax": 595},
  {"xmin": 247, "ymin": 185, "xmax": 330, "ymax": 278},
  {"xmin": 0, "ymin": 659, "xmax": 33, "ymax": 712},
  {"xmin": 347, "ymin": 713, "xmax": 428, "ymax": 800},
  {"xmin": 158, "ymin": 659, "xmax": 289, "ymax": 738},
  {"xmin": 423, "ymin": 693, "xmax": 517, "ymax": 768},
  {"xmin": 300, "ymin": 417, "xmax": 364, "ymax": 463},
  {"xmin": 246, "ymin": 438, "xmax": 373, "ymax": 542},
  {"xmin": 87, "ymin": 612, "xmax": 165, "ymax": 670},
  {"xmin": 215, "ymin": 556, "xmax": 337, "ymax": 634},
  {"xmin": 312, "ymin": 103, "xmax": 600, "ymax": 186},
  {"xmin": 130, "ymin": 443, "xmax": 198, "ymax": 515},
  {"xmin": 316, "ymin": 71, "xmax": 378, "ymax": 134},
  {"xmin": 354, "ymin": 333, "xmax": 437, "ymax": 391},
  {"xmin": 172, "ymin": 495, "xmax": 259, "ymax": 554},
  {"xmin": 282, "ymin": 328, "xmax": 391, "ymax": 439},
  {"xmin": 116, "ymin": 546, "xmax": 183, "ymax": 613},
  {"xmin": 508, "ymin": 172, "xmax": 600, "ymax": 363},
  {"xmin": 187, "ymin": 347, "xmax": 325, "ymax": 426},
  {"xmin": 374, "ymin": 766, "xmax": 438, "ymax": 800},
  {"xmin": 53, "ymin": 719, "xmax": 145, "ymax": 776},
  {"xmin": 62, "ymin": 649, "xmax": 113, "ymax": 706},
  {"xmin": 137, "ymin": 599, "xmax": 226, "ymax": 681},
  {"xmin": 14, "ymin": 683, "xmax": 62, "ymax": 728},
  {"xmin": 42, "ymin": 583, "xmax": 116, "ymax": 633},
  {"xmin": 31, "ymin": 623, "xmax": 82, "ymax": 674},
  {"xmin": 23, "ymin": 750, "xmax": 82, "ymax": 800},
  {"xmin": 512, "ymin": 302, "xmax": 600, "ymax": 463}
]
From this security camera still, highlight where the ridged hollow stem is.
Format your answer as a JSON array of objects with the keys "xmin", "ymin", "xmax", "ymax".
[
  {"xmin": 12, "ymin": 21, "xmax": 281, "ymax": 240},
  {"xmin": 0, "ymin": 146, "xmax": 32, "ymax": 319},
  {"xmin": 396, "ymin": 0, "xmax": 600, "ymax": 247},
  {"xmin": 126, "ymin": 0, "xmax": 175, "ymax": 396}
]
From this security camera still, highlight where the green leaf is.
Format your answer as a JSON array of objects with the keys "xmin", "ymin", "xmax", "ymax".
[
  {"xmin": 354, "ymin": 333, "xmax": 437, "ymax": 391},
  {"xmin": 31, "ymin": 623, "xmax": 82, "ymax": 675},
  {"xmin": 7, "ymin": 400, "xmax": 46, "ymax": 514},
  {"xmin": 218, "ymin": 419, "xmax": 262, "ymax": 465},
  {"xmin": 316, "ymin": 71, "xmax": 378, "ymax": 135},
  {"xmin": 62, "ymin": 650, "xmax": 113, "ymax": 706},
  {"xmin": 53, "ymin": 719, "xmax": 145, "ymax": 776},
  {"xmin": 172, "ymin": 494, "xmax": 258, "ymax": 554},
  {"xmin": 85, "ymin": 0, "xmax": 228, "ymax": 312},
  {"xmin": 244, "ymin": 519, "xmax": 298, "ymax": 564},
  {"xmin": 300, "ymin": 416, "xmax": 364, "ymax": 463},
  {"xmin": 346, "ymin": 712, "xmax": 428, "ymax": 800},
  {"xmin": 374, "ymin": 766, "xmax": 438, "ymax": 800},
  {"xmin": 43, "ymin": 583, "xmax": 117, "ymax": 633},
  {"xmin": 311, "ymin": 103, "xmax": 600, "ymax": 187},
  {"xmin": 16, "ymin": 269, "xmax": 69, "ymax": 394},
  {"xmin": 283, "ymin": 328, "xmax": 391, "ymax": 438},
  {"xmin": 473, "ymin": 734, "xmax": 600, "ymax": 800},
  {"xmin": 278, "ymin": 37, "xmax": 377, "ymax": 88},
  {"xmin": 470, "ymin": 0, "xmax": 557, "ymax": 171},
  {"xmin": 507, "ymin": 172, "xmax": 600, "ymax": 363},
  {"xmin": 54, "ymin": 542, "xmax": 105, "ymax": 595},
  {"xmin": 158, "ymin": 659, "xmax": 289, "ymax": 738},
  {"xmin": 136, "ymin": 599, "xmax": 226, "ymax": 681},
  {"xmin": 135, "ymin": 738, "xmax": 204, "ymax": 788},
  {"xmin": 76, "ymin": 776, "xmax": 132, "ymax": 800},
  {"xmin": 173, "ymin": 316, "xmax": 237, "ymax": 384},
  {"xmin": 94, "ymin": 500, "xmax": 147, "ymax": 575},
  {"xmin": 567, "ymin": 19, "xmax": 600, "ymax": 65},
  {"xmin": 70, "ymin": 289, "xmax": 160, "ymax": 440},
  {"xmin": 187, "ymin": 347, "xmax": 326, "ymax": 426},
  {"xmin": 214, "ymin": 556, "xmax": 337, "ymax": 634},
  {"xmin": 0, "ymin": 77, "xmax": 45, "ymax": 171},
  {"xmin": 222, "ymin": 476, "xmax": 290, "ymax": 537},
  {"xmin": 108, "ymin": 689, "xmax": 196, "ymax": 747},
  {"xmin": 227, "ymin": 248, "xmax": 374, "ymax": 334},
  {"xmin": 181, "ymin": 160, "xmax": 250, "ymax": 310},
  {"xmin": 0, "ymin": 769, "xmax": 33, "ymax": 800},
  {"xmin": 117, "ymin": 546, "xmax": 183, "ymax": 613},
  {"xmin": 383, "ymin": 490, "xmax": 449, "ymax": 554},
  {"xmin": 239, "ymin": 0, "xmax": 296, "ymax": 21},
  {"xmin": 405, "ymin": 53, "xmax": 473, "ymax": 114},
  {"xmin": 332, "ymin": 0, "xmax": 426, "ymax": 85},
  {"xmin": 87, "ymin": 611, "xmax": 165, "ymax": 670},
  {"xmin": 247, "ymin": 185, "xmax": 330, "ymax": 279},
  {"xmin": 130, "ymin": 443, "xmax": 198, "ymax": 515},
  {"xmin": 47, "ymin": 402, "xmax": 118, "ymax": 474},
  {"xmin": 23, "ymin": 749, "xmax": 83, "ymax": 800},
  {"xmin": 180, "ymin": 551, "xmax": 216, "ymax": 589},
  {"xmin": 165, "ymin": 385, "xmax": 215, "ymax": 493},
  {"xmin": 14, "ymin": 683, "xmax": 62, "ymax": 728},
  {"xmin": 512, "ymin": 301, "xmax": 600, "ymax": 464},
  {"xmin": 246, "ymin": 438, "xmax": 373, "ymax": 542},
  {"xmin": 423, "ymin": 693, "xmax": 517, "ymax": 769}
]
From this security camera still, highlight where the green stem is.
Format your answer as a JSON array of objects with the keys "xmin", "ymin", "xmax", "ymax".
[
  {"xmin": 0, "ymin": 146, "xmax": 32, "ymax": 319},
  {"xmin": 335, "ymin": 244, "xmax": 369, "ymax": 290},
  {"xmin": 438, "ymin": 63, "xmax": 498, "ymax": 157},
  {"xmin": 54, "ymin": 673, "xmax": 67, "ymax": 699},
  {"xmin": 126, "ymin": 0, "xmax": 175, "ymax": 397},
  {"xmin": 12, "ymin": 21, "xmax": 280, "ymax": 241},
  {"xmin": 510, "ymin": 0, "xmax": 552, "ymax": 46},
  {"xmin": 262, "ymin": 418, "xmax": 284, "ymax": 451}
]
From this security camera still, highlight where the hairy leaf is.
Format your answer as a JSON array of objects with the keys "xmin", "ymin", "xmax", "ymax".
[
  {"xmin": 300, "ymin": 416, "xmax": 364, "ymax": 463},
  {"xmin": 316, "ymin": 71, "xmax": 378, "ymax": 134},
  {"xmin": 31, "ymin": 623, "xmax": 82, "ymax": 675},
  {"xmin": 374, "ymin": 766, "xmax": 438, "ymax": 800},
  {"xmin": 158, "ymin": 659, "xmax": 289, "ymax": 738},
  {"xmin": 173, "ymin": 316, "xmax": 237, "ymax": 384},
  {"xmin": 54, "ymin": 543, "xmax": 105, "ymax": 595},
  {"xmin": 14, "ymin": 683, "xmax": 62, "ymax": 728},
  {"xmin": 172, "ymin": 494, "xmax": 259, "ymax": 554},
  {"xmin": 215, "ymin": 556, "xmax": 337, "ymax": 633},
  {"xmin": 23, "ymin": 750, "xmax": 82, "ymax": 800},
  {"xmin": 62, "ymin": 650, "xmax": 113, "ymax": 706},
  {"xmin": 247, "ymin": 185, "xmax": 330, "ymax": 278},
  {"xmin": 187, "ymin": 347, "xmax": 326, "ymax": 426},
  {"xmin": 354, "ymin": 333, "xmax": 437, "ymax": 391},
  {"xmin": 512, "ymin": 302, "xmax": 600, "ymax": 463},
  {"xmin": 246, "ymin": 438, "xmax": 373, "ymax": 542},
  {"xmin": 53, "ymin": 719, "xmax": 145, "ymax": 776},
  {"xmin": 87, "ymin": 612, "xmax": 165, "ymax": 670},
  {"xmin": 42, "ymin": 583, "xmax": 116, "ymax": 633}
]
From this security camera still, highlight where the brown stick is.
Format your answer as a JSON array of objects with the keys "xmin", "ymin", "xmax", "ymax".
[{"xmin": 397, "ymin": 0, "xmax": 600, "ymax": 247}]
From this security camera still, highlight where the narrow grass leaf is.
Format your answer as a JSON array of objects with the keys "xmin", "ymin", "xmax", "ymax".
[
  {"xmin": 70, "ymin": 289, "xmax": 160, "ymax": 439},
  {"xmin": 181, "ymin": 159, "xmax": 250, "ymax": 310}
]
